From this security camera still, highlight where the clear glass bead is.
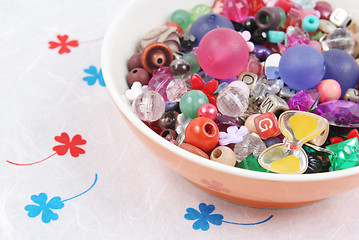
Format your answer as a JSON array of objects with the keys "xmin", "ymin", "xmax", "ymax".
[
  {"xmin": 166, "ymin": 78, "xmax": 188, "ymax": 102},
  {"xmin": 234, "ymin": 133, "xmax": 267, "ymax": 162},
  {"xmin": 217, "ymin": 86, "xmax": 249, "ymax": 117},
  {"xmin": 169, "ymin": 59, "xmax": 191, "ymax": 79},
  {"xmin": 133, "ymin": 90, "xmax": 165, "ymax": 122},
  {"xmin": 321, "ymin": 28, "xmax": 355, "ymax": 55}
]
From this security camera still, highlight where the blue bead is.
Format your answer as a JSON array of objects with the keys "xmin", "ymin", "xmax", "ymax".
[
  {"xmin": 302, "ymin": 15, "xmax": 319, "ymax": 33},
  {"xmin": 264, "ymin": 137, "xmax": 282, "ymax": 148},
  {"xmin": 268, "ymin": 30, "xmax": 285, "ymax": 43},
  {"xmin": 165, "ymin": 101, "xmax": 179, "ymax": 111}
]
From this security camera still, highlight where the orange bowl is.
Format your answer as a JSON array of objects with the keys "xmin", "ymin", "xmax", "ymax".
[{"xmin": 101, "ymin": 0, "xmax": 359, "ymax": 208}]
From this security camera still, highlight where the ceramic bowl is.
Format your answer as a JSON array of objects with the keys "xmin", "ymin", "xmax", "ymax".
[{"xmin": 101, "ymin": 0, "xmax": 359, "ymax": 208}]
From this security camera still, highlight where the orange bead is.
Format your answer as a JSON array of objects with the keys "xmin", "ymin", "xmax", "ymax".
[
  {"xmin": 185, "ymin": 117, "xmax": 219, "ymax": 152},
  {"xmin": 166, "ymin": 22, "xmax": 184, "ymax": 36}
]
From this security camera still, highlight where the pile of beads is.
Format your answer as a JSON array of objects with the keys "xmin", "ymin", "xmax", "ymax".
[{"xmin": 125, "ymin": 0, "xmax": 359, "ymax": 174}]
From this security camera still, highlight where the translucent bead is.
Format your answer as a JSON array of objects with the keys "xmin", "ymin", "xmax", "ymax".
[
  {"xmin": 169, "ymin": 59, "xmax": 191, "ymax": 79},
  {"xmin": 190, "ymin": 4, "xmax": 212, "ymax": 23},
  {"xmin": 217, "ymin": 86, "xmax": 249, "ymax": 117},
  {"xmin": 234, "ymin": 133, "xmax": 267, "ymax": 162},
  {"xmin": 321, "ymin": 28, "xmax": 356, "ymax": 55},
  {"xmin": 170, "ymin": 9, "xmax": 191, "ymax": 30},
  {"xmin": 292, "ymin": 0, "xmax": 316, "ymax": 9},
  {"xmin": 222, "ymin": 0, "xmax": 249, "ymax": 23},
  {"xmin": 181, "ymin": 54, "xmax": 201, "ymax": 75},
  {"xmin": 166, "ymin": 78, "xmax": 188, "ymax": 102},
  {"xmin": 148, "ymin": 67, "xmax": 174, "ymax": 101},
  {"xmin": 133, "ymin": 90, "xmax": 166, "ymax": 122}
]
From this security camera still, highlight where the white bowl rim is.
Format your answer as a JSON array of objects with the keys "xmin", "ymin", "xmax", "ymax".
[{"xmin": 101, "ymin": 0, "xmax": 359, "ymax": 183}]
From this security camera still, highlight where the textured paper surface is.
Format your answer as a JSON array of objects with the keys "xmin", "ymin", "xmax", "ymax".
[{"xmin": 1, "ymin": 0, "xmax": 359, "ymax": 239}]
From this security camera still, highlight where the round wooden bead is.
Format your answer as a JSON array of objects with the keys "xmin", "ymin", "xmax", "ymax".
[
  {"xmin": 179, "ymin": 143, "xmax": 209, "ymax": 159},
  {"xmin": 127, "ymin": 52, "xmax": 142, "ymax": 70},
  {"xmin": 210, "ymin": 146, "xmax": 236, "ymax": 166},
  {"xmin": 185, "ymin": 117, "xmax": 219, "ymax": 152},
  {"xmin": 126, "ymin": 67, "xmax": 150, "ymax": 87},
  {"xmin": 244, "ymin": 114, "xmax": 260, "ymax": 133},
  {"xmin": 141, "ymin": 42, "xmax": 173, "ymax": 74}
]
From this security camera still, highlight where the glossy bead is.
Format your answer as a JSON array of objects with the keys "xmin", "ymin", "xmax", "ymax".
[
  {"xmin": 170, "ymin": 9, "xmax": 191, "ymax": 30},
  {"xmin": 251, "ymin": 29, "xmax": 268, "ymax": 45},
  {"xmin": 180, "ymin": 33, "xmax": 197, "ymax": 51},
  {"xmin": 169, "ymin": 59, "xmax": 191, "ymax": 79},
  {"xmin": 243, "ymin": 18, "xmax": 258, "ymax": 33},
  {"xmin": 127, "ymin": 52, "xmax": 142, "ymax": 70},
  {"xmin": 126, "ymin": 68, "xmax": 150, "ymax": 87},
  {"xmin": 158, "ymin": 111, "xmax": 178, "ymax": 130},
  {"xmin": 244, "ymin": 114, "xmax": 260, "ymax": 134},
  {"xmin": 321, "ymin": 28, "xmax": 356, "ymax": 55},
  {"xmin": 179, "ymin": 90, "xmax": 209, "ymax": 119},
  {"xmin": 217, "ymin": 86, "xmax": 249, "ymax": 117},
  {"xmin": 278, "ymin": 45, "xmax": 326, "ymax": 90},
  {"xmin": 210, "ymin": 146, "xmax": 237, "ymax": 166},
  {"xmin": 179, "ymin": 143, "xmax": 209, "ymax": 159},
  {"xmin": 190, "ymin": 4, "xmax": 212, "ymax": 23},
  {"xmin": 234, "ymin": 133, "xmax": 267, "ymax": 162},
  {"xmin": 222, "ymin": 0, "xmax": 249, "ymax": 23},
  {"xmin": 319, "ymin": 19, "xmax": 337, "ymax": 34},
  {"xmin": 231, "ymin": 21, "xmax": 245, "ymax": 32},
  {"xmin": 160, "ymin": 129, "xmax": 177, "ymax": 144},
  {"xmin": 343, "ymin": 88, "xmax": 359, "ymax": 104},
  {"xmin": 314, "ymin": 1, "xmax": 332, "ymax": 20},
  {"xmin": 275, "ymin": 0, "xmax": 292, "ymax": 12},
  {"xmin": 260, "ymin": 93, "xmax": 289, "ymax": 115},
  {"xmin": 166, "ymin": 78, "xmax": 188, "ymax": 102},
  {"xmin": 197, "ymin": 28, "xmax": 249, "ymax": 80},
  {"xmin": 148, "ymin": 67, "xmax": 174, "ymax": 101},
  {"xmin": 133, "ymin": 90, "xmax": 165, "ymax": 122},
  {"xmin": 268, "ymin": 30, "xmax": 285, "ymax": 43},
  {"xmin": 248, "ymin": 0, "xmax": 265, "ymax": 16},
  {"xmin": 165, "ymin": 101, "xmax": 179, "ymax": 111},
  {"xmin": 239, "ymin": 72, "xmax": 259, "ymax": 90},
  {"xmin": 302, "ymin": 15, "xmax": 319, "ymax": 33},
  {"xmin": 316, "ymin": 79, "xmax": 342, "ymax": 102},
  {"xmin": 276, "ymin": 7, "xmax": 287, "ymax": 27},
  {"xmin": 253, "ymin": 45, "xmax": 272, "ymax": 62},
  {"xmin": 255, "ymin": 7, "xmax": 281, "ymax": 30},
  {"xmin": 197, "ymin": 103, "xmax": 218, "ymax": 121},
  {"xmin": 264, "ymin": 53, "xmax": 281, "ymax": 80},
  {"xmin": 246, "ymin": 57, "xmax": 263, "ymax": 76},
  {"xmin": 254, "ymin": 112, "xmax": 281, "ymax": 140},
  {"xmin": 228, "ymin": 80, "xmax": 250, "ymax": 98},
  {"xmin": 141, "ymin": 42, "xmax": 173, "ymax": 74},
  {"xmin": 185, "ymin": 117, "xmax": 220, "ymax": 152},
  {"xmin": 329, "ymin": 8, "xmax": 352, "ymax": 28},
  {"xmin": 181, "ymin": 54, "xmax": 200, "ymax": 75}
]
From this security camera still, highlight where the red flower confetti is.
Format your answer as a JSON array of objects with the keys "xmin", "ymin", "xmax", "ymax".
[
  {"xmin": 48, "ymin": 35, "xmax": 79, "ymax": 54},
  {"xmin": 53, "ymin": 132, "xmax": 86, "ymax": 157}
]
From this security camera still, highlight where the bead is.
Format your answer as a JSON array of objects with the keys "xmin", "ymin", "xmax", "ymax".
[
  {"xmin": 316, "ymin": 79, "xmax": 342, "ymax": 102},
  {"xmin": 268, "ymin": 30, "xmax": 285, "ymax": 43},
  {"xmin": 248, "ymin": 0, "xmax": 266, "ymax": 16},
  {"xmin": 169, "ymin": 59, "xmax": 191, "ymax": 79},
  {"xmin": 321, "ymin": 28, "xmax": 356, "ymax": 55},
  {"xmin": 243, "ymin": 18, "xmax": 258, "ymax": 33},
  {"xmin": 166, "ymin": 22, "xmax": 184, "ymax": 37},
  {"xmin": 308, "ymin": 119, "xmax": 329, "ymax": 146},
  {"xmin": 314, "ymin": 1, "xmax": 332, "ymax": 20},
  {"xmin": 255, "ymin": 7, "xmax": 281, "ymax": 30},
  {"xmin": 260, "ymin": 93, "xmax": 289, "ymax": 115},
  {"xmin": 250, "ymin": 29, "xmax": 268, "ymax": 45},
  {"xmin": 343, "ymin": 88, "xmax": 359, "ymax": 104},
  {"xmin": 267, "ymin": 79, "xmax": 284, "ymax": 94},
  {"xmin": 158, "ymin": 111, "xmax": 178, "ymax": 130},
  {"xmin": 265, "ymin": 137, "xmax": 282, "ymax": 148},
  {"xmin": 329, "ymin": 8, "xmax": 352, "ymax": 28},
  {"xmin": 231, "ymin": 21, "xmax": 245, "ymax": 32},
  {"xmin": 189, "ymin": 13, "xmax": 235, "ymax": 44},
  {"xmin": 170, "ymin": 9, "xmax": 191, "ymax": 30},
  {"xmin": 197, "ymin": 28, "xmax": 249, "ymax": 80},
  {"xmin": 238, "ymin": 72, "xmax": 258, "ymax": 90},
  {"xmin": 293, "ymin": 0, "xmax": 316, "ymax": 9},
  {"xmin": 166, "ymin": 78, "xmax": 188, "ymax": 102},
  {"xmin": 254, "ymin": 112, "xmax": 281, "ymax": 140},
  {"xmin": 180, "ymin": 33, "xmax": 197, "ymax": 51},
  {"xmin": 318, "ymin": 19, "xmax": 337, "ymax": 34},
  {"xmin": 179, "ymin": 90, "xmax": 209, "ymax": 119},
  {"xmin": 185, "ymin": 117, "xmax": 220, "ymax": 152},
  {"xmin": 160, "ymin": 129, "xmax": 177, "ymax": 144},
  {"xmin": 190, "ymin": 4, "xmax": 212, "ymax": 23},
  {"xmin": 246, "ymin": 57, "xmax": 263, "ymax": 76},
  {"xmin": 310, "ymin": 31, "xmax": 324, "ymax": 41},
  {"xmin": 287, "ymin": 89, "xmax": 320, "ymax": 111},
  {"xmin": 222, "ymin": 0, "xmax": 249, "ymax": 23},
  {"xmin": 322, "ymin": 49, "xmax": 359, "ymax": 98},
  {"xmin": 141, "ymin": 42, "xmax": 173, "ymax": 74},
  {"xmin": 326, "ymin": 138, "xmax": 359, "ymax": 171},
  {"xmin": 133, "ymin": 90, "xmax": 165, "ymax": 122},
  {"xmin": 148, "ymin": 67, "xmax": 174, "ymax": 101},
  {"xmin": 179, "ymin": 143, "xmax": 209, "ymax": 159},
  {"xmin": 176, "ymin": 133, "xmax": 186, "ymax": 145},
  {"xmin": 250, "ymin": 78, "xmax": 268, "ymax": 103},
  {"xmin": 165, "ymin": 101, "xmax": 178, "ymax": 111},
  {"xmin": 181, "ymin": 53, "xmax": 200, "ymax": 75},
  {"xmin": 127, "ymin": 52, "xmax": 142, "ymax": 70},
  {"xmin": 125, "ymin": 81, "xmax": 147, "ymax": 101},
  {"xmin": 217, "ymin": 86, "xmax": 249, "ymax": 117},
  {"xmin": 279, "ymin": 86, "xmax": 298, "ymax": 99},
  {"xmin": 228, "ymin": 80, "xmax": 250, "ymax": 98},
  {"xmin": 275, "ymin": 0, "xmax": 292, "ymax": 12},
  {"xmin": 264, "ymin": 53, "xmax": 281, "ymax": 79},
  {"xmin": 276, "ymin": 7, "xmax": 287, "ymax": 27},
  {"xmin": 234, "ymin": 133, "xmax": 267, "ymax": 162},
  {"xmin": 244, "ymin": 114, "xmax": 260, "ymax": 134},
  {"xmin": 302, "ymin": 15, "xmax": 319, "ymax": 33},
  {"xmin": 309, "ymin": 40, "xmax": 322, "ymax": 52},
  {"xmin": 210, "ymin": 146, "xmax": 237, "ymax": 166},
  {"xmin": 140, "ymin": 25, "xmax": 181, "ymax": 52},
  {"xmin": 235, "ymin": 153, "xmax": 270, "ymax": 172},
  {"xmin": 197, "ymin": 103, "xmax": 218, "ymax": 121},
  {"xmin": 253, "ymin": 45, "xmax": 272, "ymax": 62},
  {"xmin": 278, "ymin": 45, "xmax": 326, "ymax": 90},
  {"xmin": 126, "ymin": 68, "xmax": 150, "ymax": 87}
]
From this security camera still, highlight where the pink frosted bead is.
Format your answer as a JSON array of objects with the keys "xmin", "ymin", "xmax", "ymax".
[
  {"xmin": 246, "ymin": 57, "xmax": 263, "ymax": 76},
  {"xmin": 148, "ymin": 66, "xmax": 174, "ymax": 101},
  {"xmin": 166, "ymin": 78, "xmax": 188, "ymax": 102},
  {"xmin": 316, "ymin": 79, "xmax": 342, "ymax": 102},
  {"xmin": 222, "ymin": 0, "xmax": 249, "ymax": 22},
  {"xmin": 197, "ymin": 103, "xmax": 218, "ymax": 120},
  {"xmin": 309, "ymin": 40, "xmax": 322, "ymax": 52},
  {"xmin": 228, "ymin": 80, "xmax": 250, "ymax": 98},
  {"xmin": 133, "ymin": 90, "xmax": 166, "ymax": 122}
]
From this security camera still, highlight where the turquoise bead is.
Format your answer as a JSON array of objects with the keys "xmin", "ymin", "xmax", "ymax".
[
  {"xmin": 181, "ymin": 53, "xmax": 201, "ymax": 75},
  {"xmin": 268, "ymin": 30, "xmax": 285, "ymax": 43},
  {"xmin": 179, "ymin": 90, "xmax": 209, "ymax": 119},
  {"xmin": 302, "ymin": 15, "xmax": 319, "ymax": 33},
  {"xmin": 170, "ymin": 9, "xmax": 191, "ymax": 30}
]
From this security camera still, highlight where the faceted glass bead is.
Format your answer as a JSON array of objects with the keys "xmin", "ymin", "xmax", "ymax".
[
  {"xmin": 321, "ymin": 28, "xmax": 356, "ymax": 55},
  {"xmin": 133, "ymin": 90, "xmax": 166, "ymax": 122},
  {"xmin": 247, "ymin": 0, "xmax": 265, "ymax": 16},
  {"xmin": 169, "ymin": 59, "xmax": 191, "ymax": 79},
  {"xmin": 217, "ymin": 86, "xmax": 249, "ymax": 117},
  {"xmin": 180, "ymin": 33, "xmax": 197, "ymax": 51},
  {"xmin": 292, "ymin": 0, "xmax": 316, "ymax": 9},
  {"xmin": 287, "ymin": 90, "xmax": 320, "ymax": 111},
  {"xmin": 285, "ymin": 27, "xmax": 310, "ymax": 48},
  {"xmin": 222, "ymin": 0, "xmax": 249, "ymax": 23},
  {"xmin": 166, "ymin": 78, "xmax": 188, "ymax": 102},
  {"xmin": 148, "ymin": 67, "xmax": 174, "ymax": 101},
  {"xmin": 234, "ymin": 133, "xmax": 267, "ymax": 162}
]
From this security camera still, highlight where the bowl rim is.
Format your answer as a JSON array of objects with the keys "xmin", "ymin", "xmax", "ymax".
[{"xmin": 101, "ymin": 0, "xmax": 359, "ymax": 183}]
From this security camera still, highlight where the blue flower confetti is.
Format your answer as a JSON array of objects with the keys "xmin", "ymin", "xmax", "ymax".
[
  {"xmin": 83, "ymin": 66, "xmax": 105, "ymax": 86},
  {"xmin": 185, "ymin": 203, "xmax": 273, "ymax": 231}
]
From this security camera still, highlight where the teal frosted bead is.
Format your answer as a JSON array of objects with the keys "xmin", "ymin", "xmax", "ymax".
[
  {"xmin": 181, "ymin": 53, "xmax": 201, "ymax": 75},
  {"xmin": 275, "ymin": 7, "xmax": 286, "ymax": 28},
  {"xmin": 170, "ymin": 9, "xmax": 191, "ymax": 30},
  {"xmin": 179, "ymin": 90, "xmax": 209, "ymax": 119},
  {"xmin": 268, "ymin": 30, "xmax": 285, "ymax": 43},
  {"xmin": 190, "ymin": 4, "xmax": 212, "ymax": 23},
  {"xmin": 302, "ymin": 15, "xmax": 319, "ymax": 33}
]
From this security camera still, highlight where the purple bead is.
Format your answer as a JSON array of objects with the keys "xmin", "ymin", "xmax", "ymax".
[
  {"xmin": 215, "ymin": 115, "xmax": 242, "ymax": 132},
  {"xmin": 314, "ymin": 100, "xmax": 359, "ymax": 128},
  {"xmin": 265, "ymin": 137, "xmax": 282, "ymax": 148},
  {"xmin": 148, "ymin": 66, "xmax": 174, "ymax": 101},
  {"xmin": 287, "ymin": 90, "xmax": 320, "ymax": 111},
  {"xmin": 253, "ymin": 45, "xmax": 272, "ymax": 62}
]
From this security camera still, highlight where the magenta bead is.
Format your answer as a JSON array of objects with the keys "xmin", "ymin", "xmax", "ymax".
[
  {"xmin": 222, "ymin": 0, "xmax": 249, "ymax": 23},
  {"xmin": 148, "ymin": 67, "xmax": 174, "ymax": 101},
  {"xmin": 197, "ymin": 103, "xmax": 218, "ymax": 120},
  {"xmin": 197, "ymin": 28, "xmax": 249, "ymax": 80},
  {"xmin": 316, "ymin": 79, "xmax": 342, "ymax": 102},
  {"xmin": 314, "ymin": 1, "xmax": 332, "ymax": 20}
]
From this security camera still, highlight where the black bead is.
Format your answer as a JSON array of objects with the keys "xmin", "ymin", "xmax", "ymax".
[
  {"xmin": 304, "ymin": 155, "xmax": 322, "ymax": 174},
  {"xmin": 243, "ymin": 18, "xmax": 258, "ymax": 33},
  {"xmin": 251, "ymin": 29, "xmax": 268, "ymax": 45},
  {"xmin": 231, "ymin": 21, "xmax": 245, "ymax": 32},
  {"xmin": 180, "ymin": 33, "xmax": 197, "ymax": 51}
]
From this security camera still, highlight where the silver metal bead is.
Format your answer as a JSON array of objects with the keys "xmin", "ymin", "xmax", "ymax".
[
  {"xmin": 343, "ymin": 88, "xmax": 359, "ymax": 104},
  {"xmin": 329, "ymin": 8, "xmax": 352, "ymax": 28},
  {"xmin": 279, "ymin": 86, "xmax": 298, "ymax": 99},
  {"xmin": 238, "ymin": 72, "xmax": 259, "ymax": 90},
  {"xmin": 260, "ymin": 93, "xmax": 289, "ymax": 114}
]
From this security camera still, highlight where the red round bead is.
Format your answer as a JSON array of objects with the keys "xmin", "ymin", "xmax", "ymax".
[
  {"xmin": 197, "ymin": 103, "xmax": 218, "ymax": 121},
  {"xmin": 185, "ymin": 117, "xmax": 219, "ymax": 152}
]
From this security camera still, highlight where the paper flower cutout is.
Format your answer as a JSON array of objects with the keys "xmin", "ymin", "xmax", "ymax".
[
  {"xmin": 239, "ymin": 31, "xmax": 255, "ymax": 52},
  {"xmin": 25, "ymin": 174, "xmax": 98, "ymax": 223},
  {"xmin": 219, "ymin": 126, "xmax": 249, "ymax": 146},
  {"xmin": 83, "ymin": 66, "xmax": 105, "ymax": 86},
  {"xmin": 125, "ymin": 82, "xmax": 148, "ymax": 101},
  {"xmin": 48, "ymin": 35, "xmax": 79, "ymax": 54},
  {"xmin": 176, "ymin": 113, "xmax": 192, "ymax": 135}
]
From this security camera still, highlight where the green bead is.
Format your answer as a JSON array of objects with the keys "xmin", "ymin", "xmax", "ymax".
[
  {"xmin": 235, "ymin": 153, "xmax": 272, "ymax": 173},
  {"xmin": 179, "ymin": 90, "xmax": 209, "ymax": 119},
  {"xmin": 275, "ymin": 7, "xmax": 286, "ymax": 28},
  {"xmin": 325, "ymin": 138, "xmax": 359, "ymax": 171},
  {"xmin": 181, "ymin": 53, "xmax": 200, "ymax": 75},
  {"xmin": 170, "ymin": 9, "xmax": 191, "ymax": 30},
  {"xmin": 310, "ymin": 31, "xmax": 323, "ymax": 41},
  {"xmin": 190, "ymin": 4, "xmax": 212, "ymax": 23}
]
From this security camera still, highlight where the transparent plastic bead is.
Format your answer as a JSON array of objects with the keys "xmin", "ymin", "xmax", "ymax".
[
  {"xmin": 148, "ymin": 67, "xmax": 174, "ymax": 101},
  {"xmin": 133, "ymin": 90, "xmax": 166, "ymax": 122},
  {"xmin": 166, "ymin": 78, "xmax": 188, "ymax": 102},
  {"xmin": 292, "ymin": 0, "xmax": 315, "ymax": 9},
  {"xmin": 321, "ymin": 28, "xmax": 355, "ymax": 55},
  {"xmin": 234, "ymin": 133, "xmax": 267, "ymax": 162},
  {"xmin": 169, "ymin": 59, "xmax": 191, "ymax": 79},
  {"xmin": 217, "ymin": 86, "xmax": 249, "ymax": 117}
]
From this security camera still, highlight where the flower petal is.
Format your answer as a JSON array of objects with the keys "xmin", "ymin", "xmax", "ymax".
[
  {"xmin": 207, "ymin": 214, "xmax": 223, "ymax": 226},
  {"xmin": 25, "ymin": 205, "xmax": 42, "ymax": 218},
  {"xmin": 54, "ymin": 132, "xmax": 70, "ymax": 144},
  {"xmin": 31, "ymin": 193, "xmax": 47, "ymax": 205},
  {"xmin": 84, "ymin": 66, "xmax": 97, "ymax": 75},
  {"xmin": 98, "ymin": 69, "xmax": 105, "ymax": 87},
  {"xmin": 69, "ymin": 146, "xmax": 85, "ymax": 157},
  {"xmin": 71, "ymin": 134, "xmax": 86, "ymax": 146},
  {"xmin": 67, "ymin": 40, "xmax": 79, "ymax": 47},
  {"xmin": 47, "ymin": 197, "xmax": 65, "ymax": 210},
  {"xmin": 58, "ymin": 46, "xmax": 71, "ymax": 54},
  {"xmin": 41, "ymin": 208, "xmax": 59, "ymax": 223},
  {"xmin": 57, "ymin": 35, "xmax": 69, "ymax": 42},
  {"xmin": 53, "ymin": 144, "xmax": 69, "ymax": 156},
  {"xmin": 83, "ymin": 76, "xmax": 97, "ymax": 86},
  {"xmin": 193, "ymin": 218, "xmax": 210, "ymax": 231},
  {"xmin": 199, "ymin": 203, "xmax": 215, "ymax": 215},
  {"xmin": 227, "ymin": 126, "xmax": 238, "ymax": 134},
  {"xmin": 48, "ymin": 41, "xmax": 60, "ymax": 49},
  {"xmin": 184, "ymin": 208, "xmax": 201, "ymax": 220}
]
